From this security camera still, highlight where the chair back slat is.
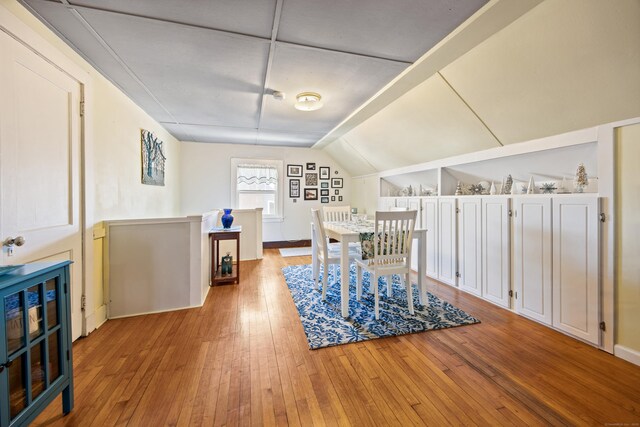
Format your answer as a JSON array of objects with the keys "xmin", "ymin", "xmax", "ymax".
[
  {"xmin": 323, "ymin": 206, "xmax": 351, "ymax": 222},
  {"xmin": 373, "ymin": 210, "xmax": 417, "ymax": 264},
  {"xmin": 311, "ymin": 209, "xmax": 329, "ymax": 258}
]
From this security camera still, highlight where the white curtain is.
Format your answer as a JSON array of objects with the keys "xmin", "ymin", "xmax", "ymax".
[{"xmin": 236, "ymin": 164, "xmax": 278, "ymax": 191}]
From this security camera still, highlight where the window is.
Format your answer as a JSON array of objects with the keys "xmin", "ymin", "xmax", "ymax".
[{"xmin": 232, "ymin": 159, "xmax": 283, "ymax": 220}]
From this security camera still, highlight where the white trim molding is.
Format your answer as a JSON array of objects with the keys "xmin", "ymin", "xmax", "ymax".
[{"xmin": 614, "ymin": 345, "xmax": 640, "ymax": 367}]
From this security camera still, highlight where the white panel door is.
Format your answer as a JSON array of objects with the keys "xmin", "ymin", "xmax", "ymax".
[
  {"xmin": 552, "ymin": 196, "xmax": 600, "ymax": 345},
  {"xmin": 457, "ymin": 197, "xmax": 482, "ymax": 296},
  {"xmin": 513, "ymin": 197, "xmax": 552, "ymax": 325},
  {"xmin": 482, "ymin": 197, "xmax": 511, "ymax": 308},
  {"xmin": 437, "ymin": 198, "xmax": 457, "ymax": 286},
  {"xmin": 423, "ymin": 198, "xmax": 438, "ymax": 278},
  {"xmin": 0, "ymin": 33, "xmax": 83, "ymax": 340}
]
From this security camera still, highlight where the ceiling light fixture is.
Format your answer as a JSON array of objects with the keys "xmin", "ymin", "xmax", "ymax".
[{"xmin": 294, "ymin": 92, "xmax": 323, "ymax": 111}]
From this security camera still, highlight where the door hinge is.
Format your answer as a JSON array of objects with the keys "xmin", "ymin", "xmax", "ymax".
[
  {"xmin": 456, "ymin": 208, "xmax": 460, "ymax": 214},
  {"xmin": 455, "ymin": 272, "xmax": 461, "ymax": 278},
  {"xmin": 509, "ymin": 290, "xmax": 513, "ymax": 297},
  {"xmin": 508, "ymin": 209, "xmax": 513, "ymax": 217},
  {"xmin": 80, "ymin": 100, "xmax": 85, "ymax": 117},
  {"xmin": 599, "ymin": 213, "xmax": 606, "ymax": 223},
  {"xmin": 599, "ymin": 321, "xmax": 606, "ymax": 331},
  {"xmin": 81, "ymin": 295, "xmax": 86, "ymax": 311}
]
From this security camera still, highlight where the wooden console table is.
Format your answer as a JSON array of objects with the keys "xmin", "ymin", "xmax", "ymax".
[{"xmin": 209, "ymin": 226, "xmax": 241, "ymax": 285}]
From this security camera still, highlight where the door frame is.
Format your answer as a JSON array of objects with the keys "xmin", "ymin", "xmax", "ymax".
[{"xmin": 0, "ymin": 5, "xmax": 97, "ymax": 336}]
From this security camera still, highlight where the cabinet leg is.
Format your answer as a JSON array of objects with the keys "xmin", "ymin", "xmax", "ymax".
[{"xmin": 62, "ymin": 385, "xmax": 74, "ymax": 414}]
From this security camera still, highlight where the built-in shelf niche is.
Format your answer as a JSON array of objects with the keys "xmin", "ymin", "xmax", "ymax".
[
  {"xmin": 441, "ymin": 142, "xmax": 598, "ymax": 195},
  {"xmin": 380, "ymin": 169, "xmax": 438, "ymax": 197}
]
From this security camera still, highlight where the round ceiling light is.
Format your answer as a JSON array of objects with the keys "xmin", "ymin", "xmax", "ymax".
[{"xmin": 294, "ymin": 92, "xmax": 323, "ymax": 111}]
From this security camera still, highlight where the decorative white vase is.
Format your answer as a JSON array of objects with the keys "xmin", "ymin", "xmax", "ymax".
[
  {"xmin": 489, "ymin": 182, "xmax": 496, "ymax": 195},
  {"xmin": 527, "ymin": 176, "xmax": 535, "ymax": 194}
]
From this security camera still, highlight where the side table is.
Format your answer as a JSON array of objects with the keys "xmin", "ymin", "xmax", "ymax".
[{"xmin": 209, "ymin": 226, "xmax": 241, "ymax": 285}]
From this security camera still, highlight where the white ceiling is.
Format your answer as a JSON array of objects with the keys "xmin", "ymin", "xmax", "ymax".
[
  {"xmin": 21, "ymin": 0, "xmax": 488, "ymax": 146},
  {"xmin": 323, "ymin": 0, "xmax": 640, "ymax": 176}
]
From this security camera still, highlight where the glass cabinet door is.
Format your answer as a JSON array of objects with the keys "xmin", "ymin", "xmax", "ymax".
[{"xmin": 3, "ymin": 275, "xmax": 64, "ymax": 422}]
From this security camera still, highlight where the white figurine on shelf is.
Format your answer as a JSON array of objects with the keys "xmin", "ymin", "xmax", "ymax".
[
  {"xmin": 527, "ymin": 176, "xmax": 535, "ymax": 194},
  {"xmin": 489, "ymin": 182, "xmax": 497, "ymax": 195}
]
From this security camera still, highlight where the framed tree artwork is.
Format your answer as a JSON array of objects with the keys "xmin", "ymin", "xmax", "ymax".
[
  {"xmin": 331, "ymin": 178, "xmax": 343, "ymax": 188},
  {"xmin": 304, "ymin": 188, "xmax": 318, "ymax": 200},
  {"xmin": 287, "ymin": 164, "xmax": 303, "ymax": 177},
  {"xmin": 319, "ymin": 167, "xmax": 330, "ymax": 180},
  {"xmin": 141, "ymin": 129, "xmax": 166, "ymax": 186},
  {"xmin": 289, "ymin": 179, "xmax": 300, "ymax": 198}
]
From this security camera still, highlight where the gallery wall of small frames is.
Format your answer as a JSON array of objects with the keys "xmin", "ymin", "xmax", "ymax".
[{"xmin": 287, "ymin": 163, "xmax": 344, "ymax": 203}]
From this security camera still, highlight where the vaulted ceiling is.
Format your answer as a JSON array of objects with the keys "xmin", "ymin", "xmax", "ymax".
[
  {"xmin": 21, "ymin": 0, "xmax": 489, "ymax": 146},
  {"xmin": 320, "ymin": 0, "xmax": 640, "ymax": 176}
]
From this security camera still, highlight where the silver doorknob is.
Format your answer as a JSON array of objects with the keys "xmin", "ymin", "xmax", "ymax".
[{"xmin": 3, "ymin": 236, "xmax": 25, "ymax": 247}]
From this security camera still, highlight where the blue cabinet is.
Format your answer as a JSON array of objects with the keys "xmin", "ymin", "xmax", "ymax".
[{"xmin": 0, "ymin": 262, "xmax": 73, "ymax": 426}]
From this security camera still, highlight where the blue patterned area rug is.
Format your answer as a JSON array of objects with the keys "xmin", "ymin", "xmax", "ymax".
[{"xmin": 282, "ymin": 264, "xmax": 480, "ymax": 350}]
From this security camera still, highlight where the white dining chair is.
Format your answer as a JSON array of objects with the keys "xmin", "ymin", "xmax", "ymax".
[
  {"xmin": 389, "ymin": 206, "xmax": 409, "ymax": 211},
  {"xmin": 355, "ymin": 210, "xmax": 417, "ymax": 319},
  {"xmin": 311, "ymin": 209, "xmax": 361, "ymax": 300},
  {"xmin": 322, "ymin": 205, "xmax": 351, "ymax": 222}
]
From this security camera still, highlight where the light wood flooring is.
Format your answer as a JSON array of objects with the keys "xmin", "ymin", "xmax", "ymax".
[{"xmin": 35, "ymin": 249, "xmax": 640, "ymax": 426}]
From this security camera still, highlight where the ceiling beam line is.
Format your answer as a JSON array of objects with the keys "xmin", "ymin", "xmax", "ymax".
[
  {"xmin": 58, "ymin": 0, "xmax": 411, "ymax": 65},
  {"xmin": 159, "ymin": 121, "xmax": 328, "ymax": 136},
  {"xmin": 255, "ymin": 0, "xmax": 284, "ymax": 142},
  {"xmin": 438, "ymin": 71, "xmax": 503, "ymax": 147}
]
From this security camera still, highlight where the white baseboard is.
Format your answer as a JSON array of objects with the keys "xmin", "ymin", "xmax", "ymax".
[
  {"xmin": 614, "ymin": 344, "xmax": 640, "ymax": 367},
  {"xmin": 108, "ymin": 304, "xmax": 203, "ymax": 320}
]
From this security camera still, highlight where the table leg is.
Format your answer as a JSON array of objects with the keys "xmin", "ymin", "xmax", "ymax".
[
  {"xmin": 210, "ymin": 236, "xmax": 215, "ymax": 285},
  {"xmin": 236, "ymin": 233, "xmax": 240, "ymax": 284},
  {"xmin": 340, "ymin": 240, "xmax": 349, "ymax": 317},
  {"xmin": 417, "ymin": 231, "xmax": 426, "ymax": 305}
]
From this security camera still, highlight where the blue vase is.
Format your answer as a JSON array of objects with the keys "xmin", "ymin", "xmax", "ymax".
[{"xmin": 221, "ymin": 209, "xmax": 234, "ymax": 229}]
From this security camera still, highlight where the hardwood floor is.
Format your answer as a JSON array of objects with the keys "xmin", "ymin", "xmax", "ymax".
[{"xmin": 35, "ymin": 249, "xmax": 640, "ymax": 426}]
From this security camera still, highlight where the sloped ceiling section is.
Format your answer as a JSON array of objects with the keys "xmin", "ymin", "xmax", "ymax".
[{"xmin": 325, "ymin": 0, "xmax": 640, "ymax": 176}]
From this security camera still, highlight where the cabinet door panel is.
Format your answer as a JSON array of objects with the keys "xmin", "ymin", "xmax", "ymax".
[
  {"xmin": 552, "ymin": 196, "xmax": 600, "ymax": 344},
  {"xmin": 423, "ymin": 199, "xmax": 438, "ymax": 278},
  {"xmin": 458, "ymin": 198, "xmax": 482, "ymax": 296},
  {"xmin": 482, "ymin": 198, "xmax": 511, "ymax": 308},
  {"xmin": 438, "ymin": 198, "xmax": 457, "ymax": 286},
  {"xmin": 513, "ymin": 197, "xmax": 552, "ymax": 324}
]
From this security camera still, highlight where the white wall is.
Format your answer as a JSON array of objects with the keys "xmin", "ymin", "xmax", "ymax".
[
  {"xmin": 180, "ymin": 142, "xmax": 350, "ymax": 242},
  {"xmin": 616, "ymin": 123, "xmax": 640, "ymax": 358}
]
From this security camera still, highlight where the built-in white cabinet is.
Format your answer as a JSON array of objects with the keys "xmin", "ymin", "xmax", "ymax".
[
  {"xmin": 457, "ymin": 198, "xmax": 482, "ymax": 296},
  {"xmin": 513, "ymin": 197, "xmax": 553, "ymax": 325},
  {"xmin": 438, "ymin": 197, "xmax": 457, "ymax": 286},
  {"xmin": 423, "ymin": 198, "xmax": 438, "ymax": 279},
  {"xmin": 481, "ymin": 197, "xmax": 511, "ymax": 308},
  {"xmin": 552, "ymin": 196, "xmax": 600, "ymax": 344}
]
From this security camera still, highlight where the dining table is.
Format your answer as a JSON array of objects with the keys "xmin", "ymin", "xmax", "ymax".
[{"xmin": 312, "ymin": 219, "xmax": 427, "ymax": 318}]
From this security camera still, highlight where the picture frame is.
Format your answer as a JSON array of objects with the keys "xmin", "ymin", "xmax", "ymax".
[
  {"xmin": 321, "ymin": 197, "xmax": 329, "ymax": 204},
  {"xmin": 306, "ymin": 162, "xmax": 316, "ymax": 171},
  {"xmin": 305, "ymin": 173, "xmax": 318, "ymax": 186},
  {"xmin": 289, "ymin": 179, "xmax": 300, "ymax": 198},
  {"xmin": 338, "ymin": 196, "xmax": 343, "ymax": 202},
  {"xmin": 320, "ymin": 182, "xmax": 329, "ymax": 189},
  {"xmin": 334, "ymin": 189, "xmax": 339, "ymax": 195},
  {"xmin": 287, "ymin": 164, "xmax": 303, "ymax": 177},
  {"xmin": 331, "ymin": 196, "xmax": 336, "ymax": 202},
  {"xmin": 304, "ymin": 188, "xmax": 318, "ymax": 200},
  {"xmin": 331, "ymin": 177, "xmax": 343, "ymax": 188},
  {"xmin": 320, "ymin": 189, "xmax": 329, "ymax": 196},
  {"xmin": 141, "ymin": 129, "xmax": 166, "ymax": 186},
  {"xmin": 319, "ymin": 167, "xmax": 330, "ymax": 180}
]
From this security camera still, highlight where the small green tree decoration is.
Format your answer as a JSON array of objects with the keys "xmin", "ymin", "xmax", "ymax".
[{"xmin": 574, "ymin": 163, "xmax": 588, "ymax": 193}]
